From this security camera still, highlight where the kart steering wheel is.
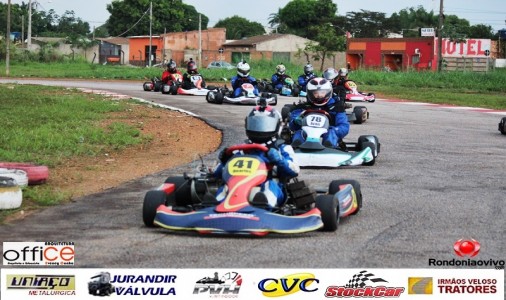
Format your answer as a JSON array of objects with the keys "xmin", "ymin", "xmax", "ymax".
[
  {"xmin": 301, "ymin": 109, "xmax": 331, "ymax": 118},
  {"xmin": 225, "ymin": 144, "xmax": 268, "ymax": 155}
]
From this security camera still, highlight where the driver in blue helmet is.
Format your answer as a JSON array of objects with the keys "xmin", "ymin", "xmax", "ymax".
[
  {"xmin": 288, "ymin": 77, "xmax": 349, "ymax": 149},
  {"xmin": 214, "ymin": 105, "xmax": 299, "ymax": 209}
]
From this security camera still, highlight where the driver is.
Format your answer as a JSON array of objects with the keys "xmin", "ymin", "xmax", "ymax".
[
  {"xmin": 161, "ymin": 59, "xmax": 182, "ymax": 84},
  {"xmin": 214, "ymin": 105, "xmax": 299, "ymax": 209},
  {"xmin": 297, "ymin": 63, "xmax": 317, "ymax": 92},
  {"xmin": 230, "ymin": 61, "xmax": 260, "ymax": 98},
  {"xmin": 323, "ymin": 67, "xmax": 350, "ymax": 101},
  {"xmin": 182, "ymin": 58, "xmax": 206, "ymax": 89},
  {"xmin": 271, "ymin": 64, "xmax": 292, "ymax": 93},
  {"xmin": 288, "ymin": 77, "xmax": 350, "ymax": 149}
]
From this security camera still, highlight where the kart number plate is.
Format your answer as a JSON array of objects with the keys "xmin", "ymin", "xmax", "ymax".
[
  {"xmin": 306, "ymin": 114, "xmax": 326, "ymax": 128},
  {"xmin": 227, "ymin": 157, "xmax": 260, "ymax": 176},
  {"xmin": 191, "ymin": 75, "xmax": 203, "ymax": 84}
]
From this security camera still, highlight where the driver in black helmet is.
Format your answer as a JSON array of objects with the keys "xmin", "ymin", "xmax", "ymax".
[
  {"xmin": 214, "ymin": 105, "xmax": 299, "ymax": 209},
  {"xmin": 182, "ymin": 58, "xmax": 206, "ymax": 89}
]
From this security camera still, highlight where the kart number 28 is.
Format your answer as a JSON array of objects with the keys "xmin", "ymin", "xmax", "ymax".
[{"xmin": 227, "ymin": 157, "xmax": 261, "ymax": 176}]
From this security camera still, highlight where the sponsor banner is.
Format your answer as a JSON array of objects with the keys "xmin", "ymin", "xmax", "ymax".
[
  {"xmin": 0, "ymin": 268, "xmax": 503, "ymax": 299},
  {"xmin": 434, "ymin": 38, "xmax": 491, "ymax": 57},
  {"xmin": 3, "ymin": 242, "xmax": 75, "ymax": 266}
]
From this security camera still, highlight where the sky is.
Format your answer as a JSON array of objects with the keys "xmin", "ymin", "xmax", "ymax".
[{"xmin": 4, "ymin": 0, "xmax": 506, "ymax": 32}]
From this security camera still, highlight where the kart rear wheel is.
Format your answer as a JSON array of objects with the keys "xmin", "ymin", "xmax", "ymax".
[
  {"xmin": 315, "ymin": 194, "xmax": 339, "ymax": 231},
  {"xmin": 367, "ymin": 93, "xmax": 376, "ymax": 102},
  {"xmin": 271, "ymin": 94, "xmax": 278, "ymax": 106},
  {"xmin": 499, "ymin": 117, "xmax": 506, "ymax": 135},
  {"xmin": 215, "ymin": 92, "xmax": 224, "ymax": 104},
  {"xmin": 353, "ymin": 106, "xmax": 367, "ymax": 124},
  {"xmin": 329, "ymin": 179, "xmax": 362, "ymax": 215},
  {"xmin": 143, "ymin": 190, "xmax": 166, "ymax": 227},
  {"xmin": 161, "ymin": 84, "xmax": 170, "ymax": 94},
  {"xmin": 164, "ymin": 176, "xmax": 192, "ymax": 206},
  {"xmin": 281, "ymin": 104, "xmax": 294, "ymax": 120},
  {"xmin": 143, "ymin": 82, "xmax": 153, "ymax": 91},
  {"xmin": 170, "ymin": 85, "xmax": 178, "ymax": 95}
]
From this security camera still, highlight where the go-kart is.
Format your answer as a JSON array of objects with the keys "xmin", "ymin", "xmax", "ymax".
[
  {"xmin": 284, "ymin": 99, "xmax": 368, "ymax": 125},
  {"xmin": 160, "ymin": 73, "xmax": 183, "ymax": 95},
  {"xmin": 280, "ymin": 107, "xmax": 380, "ymax": 168},
  {"xmin": 499, "ymin": 117, "xmax": 506, "ymax": 135},
  {"xmin": 177, "ymin": 74, "xmax": 212, "ymax": 96},
  {"xmin": 206, "ymin": 83, "xmax": 277, "ymax": 105},
  {"xmin": 142, "ymin": 77, "xmax": 162, "ymax": 92},
  {"xmin": 259, "ymin": 77, "xmax": 300, "ymax": 97},
  {"xmin": 343, "ymin": 80, "xmax": 375, "ymax": 102},
  {"xmin": 142, "ymin": 144, "xmax": 362, "ymax": 235}
]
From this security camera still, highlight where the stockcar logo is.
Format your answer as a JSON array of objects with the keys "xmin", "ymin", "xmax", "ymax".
[
  {"xmin": 3, "ymin": 242, "xmax": 75, "ymax": 266},
  {"xmin": 325, "ymin": 270, "xmax": 405, "ymax": 298},
  {"xmin": 408, "ymin": 277, "xmax": 433, "ymax": 294},
  {"xmin": 258, "ymin": 273, "xmax": 319, "ymax": 297},
  {"xmin": 193, "ymin": 271, "xmax": 242, "ymax": 297},
  {"xmin": 6, "ymin": 274, "xmax": 76, "ymax": 296}
]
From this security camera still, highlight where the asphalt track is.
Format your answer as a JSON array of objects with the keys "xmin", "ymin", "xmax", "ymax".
[{"xmin": 0, "ymin": 79, "xmax": 504, "ymax": 269}]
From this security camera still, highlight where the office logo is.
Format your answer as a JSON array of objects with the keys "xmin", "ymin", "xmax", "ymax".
[
  {"xmin": 408, "ymin": 277, "xmax": 433, "ymax": 294},
  {"xmin": 3, "ymin": 242, "xmax": 74, "ymax": 266}
]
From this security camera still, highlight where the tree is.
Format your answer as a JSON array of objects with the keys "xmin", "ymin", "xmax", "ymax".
[
  {"xmin": 298, "ymin": 24, "xmax": 346, "ymax": 71},
  {"xmin": 467, "ymin": 24, "xmax": 494, "ymax": 39},
  {"xmin": 214, "ymin": 16, "xmax": 265, "ymax": 39},
  {"xmin": 276, "ymin": 0, "xmax": 337, "ymax": 37},
  {"xmin": 345, "ymin": 10, "xmax": 388, "ymax": 38},
  {"xmin": 388, "ymin": 6, "xmax": 438, "ymax": 37},
  {"xmin": 106, "ymin": 0, "xmax": 208, "ymax": 36}
]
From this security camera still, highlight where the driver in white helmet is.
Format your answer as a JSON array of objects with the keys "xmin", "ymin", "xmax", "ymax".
[
  {"xmin": 230, "ymin": 61, "xmax": 259, "ymax": 97},
  {"xmin": 288, "ymin": 77, "xmax": 350, "ymax": 149}
]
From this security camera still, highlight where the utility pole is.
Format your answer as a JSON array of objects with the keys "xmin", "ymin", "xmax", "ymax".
[
  {"xmin": 27, "ymin": 0, "xmax": 32, "ymax": 48},
  {"xmin": 6, "ymin": 0, "xmax": 11, "ymax": 76},
  {"xmin": 21, "ymin": 14, "xmax": 24, "ymax": 48},
  {"xmin": 148, "ymin": 1, "xmax": 152, "ymax": 67},
  {"xmin": 198, "ymin": 13, "xmax": 202, "ymax": 69},
  {"xmin": 437, "ymin": 0, "xmax": 444, "ymax": 72}
]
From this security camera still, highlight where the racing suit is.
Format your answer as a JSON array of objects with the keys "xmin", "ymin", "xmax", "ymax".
[
  {"xmin": 297, "ymin": 72, "xmax": 316, "ymax": 92},
  {"xmin": 230, "ymin": 75, "xmax": 259, "ymax": 98},
  {"xmin": 161, "ymin": 70, "xmax": 182, "ymax": 85},
  {"xmin": 182, "ymin": 72, "xmax": 206, "ymax": 89},
  {"xmin": 271, "ymin": 73, "xmax": 292, "ymax": 92},
  {"xmin": 213, "ymin": 144, "xmax": 299, "ymax": 208},
  {"xmin": 288, "ymin": 97, "xmax": 350, "ymax": 149}
]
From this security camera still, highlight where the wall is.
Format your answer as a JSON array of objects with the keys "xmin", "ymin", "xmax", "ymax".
[{"xmin": 129, "ymin": 37, "xmax": 164, "ymax": 66}]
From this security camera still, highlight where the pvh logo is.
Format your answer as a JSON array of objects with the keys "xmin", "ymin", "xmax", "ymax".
[{"xmin": 454, "ymin": 239, "xmax": 480, "ymax": 257}]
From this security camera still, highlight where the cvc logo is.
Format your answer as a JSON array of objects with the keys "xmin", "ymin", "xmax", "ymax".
[
  {"xmin": 454, "ymin": 239, "xmax": 480, "ymax": 257},
  {"xmin": 258, "ymin": 273, "xmax": 318, "ymax": 297}
]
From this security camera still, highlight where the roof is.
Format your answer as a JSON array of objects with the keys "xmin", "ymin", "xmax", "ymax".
[
  {"xmin": 97, "ymin": 37, "xmax": 129, "ymax": 45},
  {"xmin": 224, "ymin": 34, "xmax": 292, "ymax": 46}
]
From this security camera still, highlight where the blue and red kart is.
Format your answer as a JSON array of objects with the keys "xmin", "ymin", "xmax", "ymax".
[{"xmin": 142, "ymin": 144, "xmax": 362, "ymax": 236}]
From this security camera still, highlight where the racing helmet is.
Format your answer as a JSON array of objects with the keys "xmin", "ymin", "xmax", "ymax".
[
  {"xmin": 167, "ymin": 60, "xmax": 177, "ymax": 73},
  {"xmin": 276, "ymin": 64, "xmax": 286, "ymax": 75},
  {"xmin": 187, "ymin": 59, "xmax": 197, "ymax": 74},
  {"xmin": 323, "ymin": 68, "xmax": 339, "ymax": 80},
  {"xmin": 338, "ymin": 67, "xmax": 348, "ymax": 77},
  {"xmin": 237, "ymin": 61, "xmax": 251, "ymax": 77},
  {"xmin": 306, "ymin": 77, "xmax": 333, "ymax": 106},
  {"xmin": 245, "ymin": 106, "xmax": 282, "ymax": 144},
  {"xmin": 304, "ymin": 64, "xmax": 314, "ymax": 75}
]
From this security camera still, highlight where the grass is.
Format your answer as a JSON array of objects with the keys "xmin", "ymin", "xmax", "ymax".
[{"xmin": 0, "ymin": 84, "xmax": 151, "ymax": 216}]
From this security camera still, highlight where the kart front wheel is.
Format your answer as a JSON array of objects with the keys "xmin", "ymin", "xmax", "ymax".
[
  {"xmin": 367, "ymin": 93, "xmax": 376, "ymax": 102},
  {"xmin": 143, "ymin": 190, "xmax": 166, "ymax": 227},
  {"xmin": 215, "ymin": 92, "xmax": 224, "ymax": 104},
  {"xmin": 353, "ymin": 106, "xmax": 367, "ymax": 124},
  {"xmin": 271, "ymin": 94, "xmax": 278, "ymax": 106},
  {"xmin": 315, "ymin": 194, "xmax": 339, "ymax": 231},
  {"xmin": 329, "ymin": 179, "xmax": 362, "ymax": 215},
  {"xmin": 499, "ymin": 117, "xmax": 506, "ymax": 135},
  {"xmin": 164, "ymin": 176, "xmax": 192, "ymax": 206}
]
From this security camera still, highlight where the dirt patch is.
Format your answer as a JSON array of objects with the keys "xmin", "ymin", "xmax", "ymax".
[{"xmin": 5, "ymin": 102, "xmax": 222, "ymax": 222}]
